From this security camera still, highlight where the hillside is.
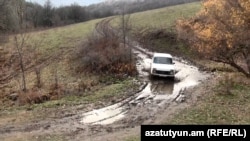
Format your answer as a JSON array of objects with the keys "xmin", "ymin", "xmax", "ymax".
[
  {"xmin": 0, "ymin": 2, "xmax": 202, "ymax": 107},
  {"xmin": 3, "ymin": 1, "xmax": 250, "ymax": 141},
  {"xmin": 110, "ymin": 2, "xmax": 201, "ymax": 28},
  {"xmin": 0, "ymin": 0, "xmax": 201, "ymax": 120}
]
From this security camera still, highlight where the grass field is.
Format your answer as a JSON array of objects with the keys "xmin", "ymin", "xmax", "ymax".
[
  {"xmin": 130, "ymin": 2, "xmax": 201, "ymax": 28},
  {"xmin": 1, "ymin": 1, "xmax": 250, "ymax": 140},
  {"xmin": 165, "ymin": 73, "xmax": 250, "ymax": 124},
  {"xmin": 121, "ymin": 0, "xmax": 250, "ymax": 125},
  {"xmin": 112, "ymin": 2, "xmax": 202, "ymax": 59},
  {"xmin": 129, "ymin": 2, "xmax": 250, "ymax": 125},
  {"xmin": 1, "ymin": 16, "xmax": 134, "ymax": 113},
  {"xmin": 1, "ymin": 1, "xmax": 202, "ymax": 108},
  {"xmin": 120, "ymin": 1, "xmax": 250, "ymax": 140},
  {"xmin": 112, "ymin": 2, "xmax": 201, "ymax": 29}
]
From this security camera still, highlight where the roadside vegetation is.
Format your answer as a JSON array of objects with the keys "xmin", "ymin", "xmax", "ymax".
[
  {"xmin": 0, "ymin": 0, "xmax": 199, "ymax": 32},
  {"xmin": 167, "ymin": 73, "xmax": 250, "ymax": 124},
  {"xmin": 0, "ymin": 0, "xmax": 138, "ymax": 127},
  {"xmin": 129, "ymin": 2, "xmax": 201, "ymax": 59},
  {"xmin": 0, "ymin": 19, "xmax": 101, "ymax": 108},
  {"xmin": 0, "ymin": 3, "xmax": 204, "ymax": 137},
  {"xmin": 124, "ymin": 0, "xmax": 249, "ymax": 140},
  {"xmin": 0, "ymin": 1, "xmax": 202, "ymax": 110},
  {"xmin": 131, "ymin": 0, "xmax": 250, "ymax": 119},
  {"xmin": 0, "ymin": 0, "xmax": 249, "ymax": 140},
  {"xmin": 177, "ymin": 0, "xmax": 250, "ymax": 78},
  {"xmin": 166, "ymin": 0, "xmax": 250, "ymax": 124},
  {"xmin": 72, "ymin": 19, "xmax": 137, "ymax": 77}
]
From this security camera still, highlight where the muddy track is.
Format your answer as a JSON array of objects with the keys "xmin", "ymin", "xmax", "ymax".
[
  {"xmin": 76, "ymin": 18, "xmax": 211, "ymax": 137},
  {"xmin": 0, "ymin": 19, "xmax": 211, "ymax": 141}
]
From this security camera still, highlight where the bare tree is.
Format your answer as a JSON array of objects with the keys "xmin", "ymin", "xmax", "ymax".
[
  {"xmin": 119, "ymin": 4, "xmax": 132, "ymax": 65},
  {"xmin": 42, "ymin": 0, "xmax": 54, "ymax": 27},
  {"xmin": 13, "ymin": 0, "xmax": 27, "ymax": 91},
  {"xmin": 14, "ymin": 33, "xmax": 28, "ymax": 92},
  {"xmin": 29, "ymin": 36, "xmax": 45, "ymax": 88},
  {"xmin": 13, "ymin": 0, "xmax": 25, "ymax": 29},
  {"xmin": 0, "ymin": 0, "xmax": 10, "ymax": 48},
  {"xmin": 0, "ymin": 0, "xmax": 7, "ymax": 31},
  {"xmin": 25, "ymin": 2, "xmax": 43, "ymax": 28}
]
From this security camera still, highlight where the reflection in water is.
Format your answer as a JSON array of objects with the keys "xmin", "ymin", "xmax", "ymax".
[{"xmin": 149, "ymin": 76, "xmax": 174, "ymax": 95}]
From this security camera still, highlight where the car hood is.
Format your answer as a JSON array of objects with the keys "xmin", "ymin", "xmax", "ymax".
[{"xmin": 151, "ymin": 63, "xmax": 174, "ymax": 71}]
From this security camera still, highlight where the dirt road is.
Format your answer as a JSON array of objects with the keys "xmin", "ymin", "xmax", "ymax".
[
  {"xmin": 0, "ymin": 40, "xmax": 211, "ymax": 141},
  {"xmin": 0, "ymin": 19, "xmax": 212, "ymax": 141}
]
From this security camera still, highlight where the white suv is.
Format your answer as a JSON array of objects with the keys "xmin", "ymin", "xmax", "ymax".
[{"xmin": 150, "ymin": 53, "xmax": 175, "ymax": 78}]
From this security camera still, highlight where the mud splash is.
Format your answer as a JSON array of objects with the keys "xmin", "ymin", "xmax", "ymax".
[{"xmin": 80, "ymin": 45, "xmax": 210, "ymax": 125}]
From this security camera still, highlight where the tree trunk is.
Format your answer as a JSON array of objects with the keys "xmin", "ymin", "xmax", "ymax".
[
  {"xmin": 230, "ymin": 62, "xmax": 250, "ymax": 78},
  {"xmin": 15, "ymin": 36, "xmax": 27, "ymax": 92},
  {"xmin": 35, "ymin": 67, "xmax": 42, "ymax": 88},
  {"xmin": 246, "ymin": 55, "xmax": 250, "ymax": 78},
  {"xmin": 21, "ymin": 62, "xmax": 26, "ymax": 91},
  {"xmin": 19, "ymin": 51, "xmax": 27, "ymax": 91}
]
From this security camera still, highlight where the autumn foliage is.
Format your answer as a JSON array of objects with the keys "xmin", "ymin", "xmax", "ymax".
[{"xmin": 176, "ymin": 0, "xmax": 250, "ymax": 77}]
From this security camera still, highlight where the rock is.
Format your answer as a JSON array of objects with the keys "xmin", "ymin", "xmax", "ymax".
[{"xmin": 8, "ymin": 93, "xmax": 19, "ymax": 101}]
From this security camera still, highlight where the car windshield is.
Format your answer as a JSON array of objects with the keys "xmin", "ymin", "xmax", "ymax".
[{"xmin": 153, "ymin": 57, "xmax": 172, "ymax": 64}]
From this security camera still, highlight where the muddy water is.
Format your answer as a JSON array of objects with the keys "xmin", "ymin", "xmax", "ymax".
[
  {"xmin": 80, "ymin": 45, "xmax": 210, "ymax": 125},
  {"xmin": 80, "ymin": 104, "xmax": 126, "ymax": 125}
]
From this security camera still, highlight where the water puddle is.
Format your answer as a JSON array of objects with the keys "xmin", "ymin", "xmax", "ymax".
[
  {"xmin": 150, "ymin": 78, "xmax": 174, "ymax": 95},
  {"xmin": 80, "ymin": 45, "xmax": 210, "ymax": 125}
]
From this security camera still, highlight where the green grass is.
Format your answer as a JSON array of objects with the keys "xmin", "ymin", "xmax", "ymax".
[
  {"xmin": 0, "ymin": 79, "xmax": 137, "ymax": 126},
  {"xmin": 3, "ymin": 18, "xmax": 104, "ymax": 99},
  {"xmin": 26, "ymin": 79, "xmax": 136, "ymax": 109},
  {"xmin": 5, "ymin": 0, "xmax": 250, "ymax": 127},
  {"xmin": 7, "ymin": 18, "xmax": 103, "ymax": 58},
  {"xmin": 165, "ymin": 76, "xmax": 250, "ymax": 124},
  {"xmin": 112, "ymin": 1, "xmax": 202, "ymax": 58},
  {"xmin": 6, "ymin": 134, "xmax": 67, "ymax": 141},
  {"xmin": 26, "ymin": 19, "xmax": 102, "ymax": 56},
  {"xmin": 124, "ymin": 2, "xmax": 250, "ymax": 125},
  {"xmin": 4, "ymin": 2, "xmax": 202, "ymax": 94},
  {"xmin": 112, "ymin": 2, "xmax": 201, "ymax": 28},
  {"xmin": 34, "ymin": 135, "xmax": 66, "ymax": 141},
  {"xmin": 125, "ymin": 136, "xmax": 140, "ymax": 141}
]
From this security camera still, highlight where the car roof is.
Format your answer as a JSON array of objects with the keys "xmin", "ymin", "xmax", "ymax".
[{"xmin": 153, "ymin": 53, "xmax": 172, "ymax": 58}]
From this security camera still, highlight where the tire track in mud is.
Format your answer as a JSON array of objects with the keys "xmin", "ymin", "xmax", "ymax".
[
  {"xmin": 77, "ymin": 19, "xmax": 211, "ymax": 130},
  {"xmin": 0, "ymin": 19, "xmax": 211, "ymax": 140}
]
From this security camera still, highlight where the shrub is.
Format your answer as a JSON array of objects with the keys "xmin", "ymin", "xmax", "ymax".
[
  {"xmin": 18, "ymin": 90, "xmax": 49, "ymax": 105},
  {"xmin": 74, "ymin": 33, "xmax": 137, "ymax": 76}
]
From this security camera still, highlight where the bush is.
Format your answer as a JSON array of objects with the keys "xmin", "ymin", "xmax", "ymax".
[
  {"xmin": 74, "ymin": 33, "xmax": 137, "ymax": 76},
  {"xmin": 18, "ymin": 90, "xmax": 49, "ymax": 105}
]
